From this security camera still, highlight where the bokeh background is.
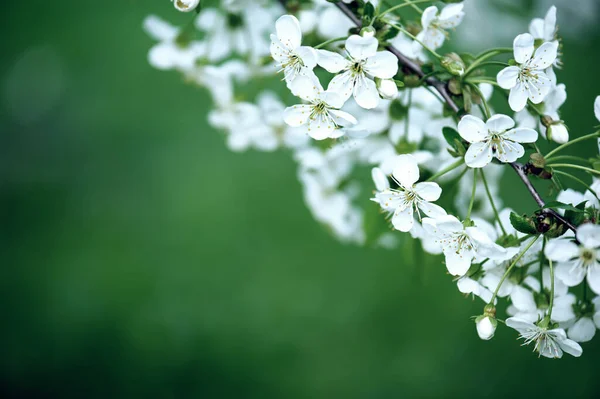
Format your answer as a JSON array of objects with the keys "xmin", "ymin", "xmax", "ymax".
[{"xmin": 2, "ymin": 0, "xmax": 600, "ymax": 397}]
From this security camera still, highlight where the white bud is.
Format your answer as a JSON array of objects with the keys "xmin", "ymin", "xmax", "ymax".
[
  {"xmin": 360, "ymin": 26, "xmax": 376, "ymax": 38},
  {"xmin": 172, "ymin": 0, "xmax": 200, "ymax": 12},
  {"xmin": 377, "ymin": 79, "xmax": 398, "ymax": 100},
  {"xmin": 546, "ymin": 122, "xmax": 569, "ymax": 144},
  {"xmin": 475, "ymin": 315, "xmax": 497, "ymax": 340}
]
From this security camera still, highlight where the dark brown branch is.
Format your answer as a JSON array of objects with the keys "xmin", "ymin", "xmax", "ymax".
[{"xmin": 334, "ymin": 1, "xmax": 576, "ymax": 234}]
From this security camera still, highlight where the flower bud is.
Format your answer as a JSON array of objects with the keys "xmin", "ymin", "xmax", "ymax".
[
  {"xmin": 475, "ymin": 315, "xmax": 497, "ymax": 340},
  {"xmin": 440, "ymin": 53, "xmax": 465, "ymax": 76},
  {"xmin": 360, "ymin": 26, "xmax": 376, "ymax": 38},
  {"xmin": 376, "ymin": 78, "xmax": 398, "ymax": 100},
  {"xmin": 546, "ymin": 122, "xmax": 569, "ymax": 144},
  {"xmin": 172, "ymin": 0, "xmax": 200, "ymax": 12}
]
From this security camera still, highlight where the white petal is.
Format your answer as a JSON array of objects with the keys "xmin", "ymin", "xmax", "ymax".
[
  {"xmin": 296, "ymin": 46, "xmax": 318, "ymax": 69},
  {"xmin": 544, "ymin": 6, "xmax": 557, "ymax": 40},
  {"xmin": 444, "ymin": 250, "xmax": 472, "ymax": 276},
  {"xmin": 414, "ymin": 182, "xmax": 442, "ymax": 201},
  {"xmin": 316, "ymin": 50, "xmax": 349, "ymax": 73},
  {"xmin": 391, "ymin": 154, "xmax": 420, "ymax": 188},
  {"xmin": 545, "ymin": 239, "xmax": 579, "ymax": 262},
  {"xmin": 290, "ymin": 76, "xmax": 322, "ymax": 101},
  {"xmin": 372, "ymin": 167, "xmax": 389, "ymax": 191},
  {"xmin": 364, "ymin": 51, "xmax": 399, "ymax": 79},
  {"xmin": 419, "ymin": 28, "xmax": 445, "ymax": 50},
  {"xmin": 587, "ymin": 264, "xmax": 600, "ymax": 295},
  {"xmin": 527, "ymin": 73, "xmax": 552, "ymax": 104},
  {"xmin": 504, "ymin": 127, "xmax": 538, "ymax": 143},
  {"xmin": 353, "ymin": 76, "xmax": 380, "ymax": 109},
  {"xmin": 419, "ymin": 201, "xmax": 447, "ymax": 218},
  {"xmin": 320, "ymin": 90, "xmax": 346, "ymax": 109},
  {"xmin": 494, "ymin": 140, "xmax": 525, "ymax": 163},
  {"xmin": 529, "ymin": 18, "xmax": 545, "ymax": 39},
  {"xmin": 437, "ymin": 3, "xmax": 464, "ymax": 28},
  {"xmin": 508, "ymin": 83, "xmax": 529, "ymax": 112},
  {"xmin": 486, "ymin": 114, "xmax": 515, "ymax": 132},
  {"xmin": 530, "ymin": 41, "xmax": 558, "ymax": 70},
  {"xmin": 555, "ymin": 261, "xmax": 586, "ymax": 287},
  {"xmin": 283, "ymin": 104, "xmax": 312, "ymax": 127},
  {"xmin": 276, "ymin": 15, "xmax": 302, "ymax": 50},
  {"xmin": 595, "ymin": 96, "xmax": 600, "ymax": 123},
  {"xmin": 329, "ymin": 109, "xmax": 357, "ymax": 126},
  {"xmin": 568, "ymin": 317, "xmax": 596, "ymax": 343},
  {"xmin": 558, "ymin": 337, "xmax": 583, "ymax": 357},
  {"xmin": 464, "ymin": 141, "xmax": 493, "ymax": 168},
  {"xmin": 513, "ymin": 33, "xmax": 535, "ymax": 64},
  {"xmin": 306, "ymin": 113, "xmax": 336, "ymax": 140},
  {"xmin": 458, "ymin": 115, "xmax": 487, "ymax": 143},
  {"xmin": 505, "ymin": 317, "xmax": 535, "ymax": 333},
  {"xmin": 510, "ymin": 286, "xmax": 536, "ymax": 312},
  {"xmin": 576, "ymin": 223, "xmax": 600, "ymax": 249},
  {"xmin": 345, "ymin": 34, "xmax": 378, "ymax": 60},
  {"xmin": 327, "ymin": 71, "xmax": 354, "ymax": 101},
  {"xmin": 421, "ymin": 6, "xmax": 438, "ymax": 29},
  {"xmin": 496, "ymin": 66, "xmax": 520, "ymax": 89},
  {"xmin": 392, "ymin": 205, "xmax": 414, "ymax": 232}
]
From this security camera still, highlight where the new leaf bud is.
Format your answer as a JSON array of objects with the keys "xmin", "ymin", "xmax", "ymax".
[
  {"xmin": 441, "ymin": 53, "xmax": 465, "ymax": 76},
  {"xmin": 547, "ymin": 122, "xmax": 569, "ymax": 144},
  {"xmin": 360, "ymin": 26, "xmax": 376, "ymax": 38}
]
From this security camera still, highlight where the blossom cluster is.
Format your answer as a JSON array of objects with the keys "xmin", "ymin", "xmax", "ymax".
[{"xmin": 145, "ymin": 0, "xmax": 600, "ymax": 358}]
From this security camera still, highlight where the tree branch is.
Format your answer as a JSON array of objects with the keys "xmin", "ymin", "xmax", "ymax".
[{"xmin": 333, "ymin": 1, "xmax": 576, "ymax": 233}]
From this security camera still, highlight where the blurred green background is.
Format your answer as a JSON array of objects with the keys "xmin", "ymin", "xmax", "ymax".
[{"xmin": 2, "ymin": 0, "xmax": 600, "ymax": 397}]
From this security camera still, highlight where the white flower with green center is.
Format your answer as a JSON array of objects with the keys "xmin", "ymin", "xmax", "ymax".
[
  {"xmin": 270, "ymin": 15, "xmax": 318, "ymax": 86},
  {"xmin": 458, "ymin": 114, "xmax": 538, "ymax": 168},
  {"xmin": 316, "ymin": 35, "xmax": 398, "ymax": 109},
  {"xmin": 505, "ymin": 317, "xmax": 582, "ymax": 358},
  {"xmin": 423, "ymin": 215, "xmax": 510, "ymax": 276},
  {"xmin": 373, "ymin": 155, "xmax": 446, "ymax": 233},
  {"xmin": 283, "ymin": 76, "xmax": 357, "ymax": 140},
  {"xmin": 414, "ymin": 3, "xmax": 465, "ymax": 52},
  {"xmin": 497, "ymin": 33, "xmax": 558, "ymax": 112},
  {"xmin": 545, "ymin": 223, "xmax": 600, "ymax": 295}
]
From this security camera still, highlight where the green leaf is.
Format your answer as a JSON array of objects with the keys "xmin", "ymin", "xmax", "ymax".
[
  {"xmin": 509, "ymin": 212, "xmax": 537, "ymax": 235},
  {"xmin": 362, "ymin": 2, "xmax": 375, "ymax": 25},
  {"xmin": 442, "ymin": 127, "xmax": 462, "ymax": 150},
  {"xmin": 543, "ymin": 201, "xmax": 584, "ymax": 212},
  {"xmin": 564, "ymin": 201, "xmax": 588, "ymax": 226}
]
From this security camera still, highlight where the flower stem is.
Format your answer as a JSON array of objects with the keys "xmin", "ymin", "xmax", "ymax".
[
  {"xmin": 547, "ymin": 242, "xmax": 555, "ymax": 320},
  {"xmin": 464, "ymin": 78, "xmax": 500, "ymax": 87},
  {"xmin": 545, "ymin": 155, "xmax": 591, "ymax": 164},
  {"xmin": 548, "ymin": 164, "xmax": 600, "ymax": 176},
  {"xmin": 466, "ymin": 168, "xmax": 477, "ymax": 219},
  {"xmin": 426, "ymin": 158, "xmax": 464, "ymax": 182},
  {"xmin": 480, "ymin": 169, "xmax": 507, "ymax": 236},
  {"xmin": 463, "ymin": 61, "xmax": 510, "ymax": 78},
  {"xmin": 545, "ymin": 131, "xmax": 600, "ymax": 159},
  {"xmin": 464, "ymin": 48, "xmax": 513, "ymax": 76},
  {"xmin": 539, "ymin": 238, "xmax": 546, "ymax": 292},
  {"xmin": 385, "ymin": 21, "xmax": 442, "ymax": 59},
  {"xmin": 488, "ymin": 235, "xmax": 540, "ymax": 305},
  {"xmin": 314, "ymin": 36, "xmax": 347, "ymax": 49},
  {"xmin": 469, "ymin": 83, "xmax": 491, "ymax": 119},
  {"xmin": 379, "ymin": 0, "xmax": 429, "ymax": 18},
  {"xmin": 553, "ymin": 170, "xmax": 600, "ymax": 202}
]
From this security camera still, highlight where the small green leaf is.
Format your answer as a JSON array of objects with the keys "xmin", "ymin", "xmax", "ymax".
[
  {"xmin": 362, "ymin": 2, "xmax": 375, "ymax": 25},
  {"xmin": 509, "ymin": 212, "xmax": 537, "ymax": 235},
  {"xmin": 543, "ymin": 201, "xmax": 584, "ymax": 212},
  {"xmin": 442, "ymin": 127, "xmax": 462, "ymax": 150}
]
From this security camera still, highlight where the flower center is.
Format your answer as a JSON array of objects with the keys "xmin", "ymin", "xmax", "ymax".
[
  {"xmin": 580, "ymin": 248, "xmax": 596, "ymax": 265},
  {"xmin": 350, "ymin": 60, "xmax": 365, "ymax": 77}
]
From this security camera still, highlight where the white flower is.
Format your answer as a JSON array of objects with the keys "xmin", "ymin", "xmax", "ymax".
[
  {"xmin": 505, "ymin": 317, "xmax": 583, "ymax": 358},
  {"xmin": 270, "ymin": 15, "xmax": 318, "ymax": 86},
  {"xmin": 476, "ymin": 316, "xmax": 497, "ymax": 340},
  {"xmin": 595, "ymin": 96, "xmax": 600, "ymax": 122},
  {"xmin": 546, "ymin": 122, "xmax": 568, "ymax": 144},
  {"xmin": 172, "ymin": 0, "xmax": 200, "ymax": 12},
  {"xmin": 497, "ymin": 34, "xmax": 558, "ymax": 112},
  {"xmin": 283, "ymin": 76, "xmax": 357, "ymax": 140},
  {"xmin": 373, "ymin": 155, "xmax": 446, "ymax": 233},
  {"xmin": 143, "ymin": 15, "xmax": 205, "ymax": 71},
  {"xmin": 414, "ymin": 3, "xmax": 465, "ymax": 52},
  {"xmin": 457, "ymin": 114, "xmax": 538, "ymax": 168},
  {"xmin": 422, "ymin": 215, "xmax": 510, "ymax": 276},
  {"xmin": 317, "ymin": 35, "xmax": 398, "ymax": 109},
  {"xmin": 545, "ymin": 223, "xmax": 600, "ymax": 294}
]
